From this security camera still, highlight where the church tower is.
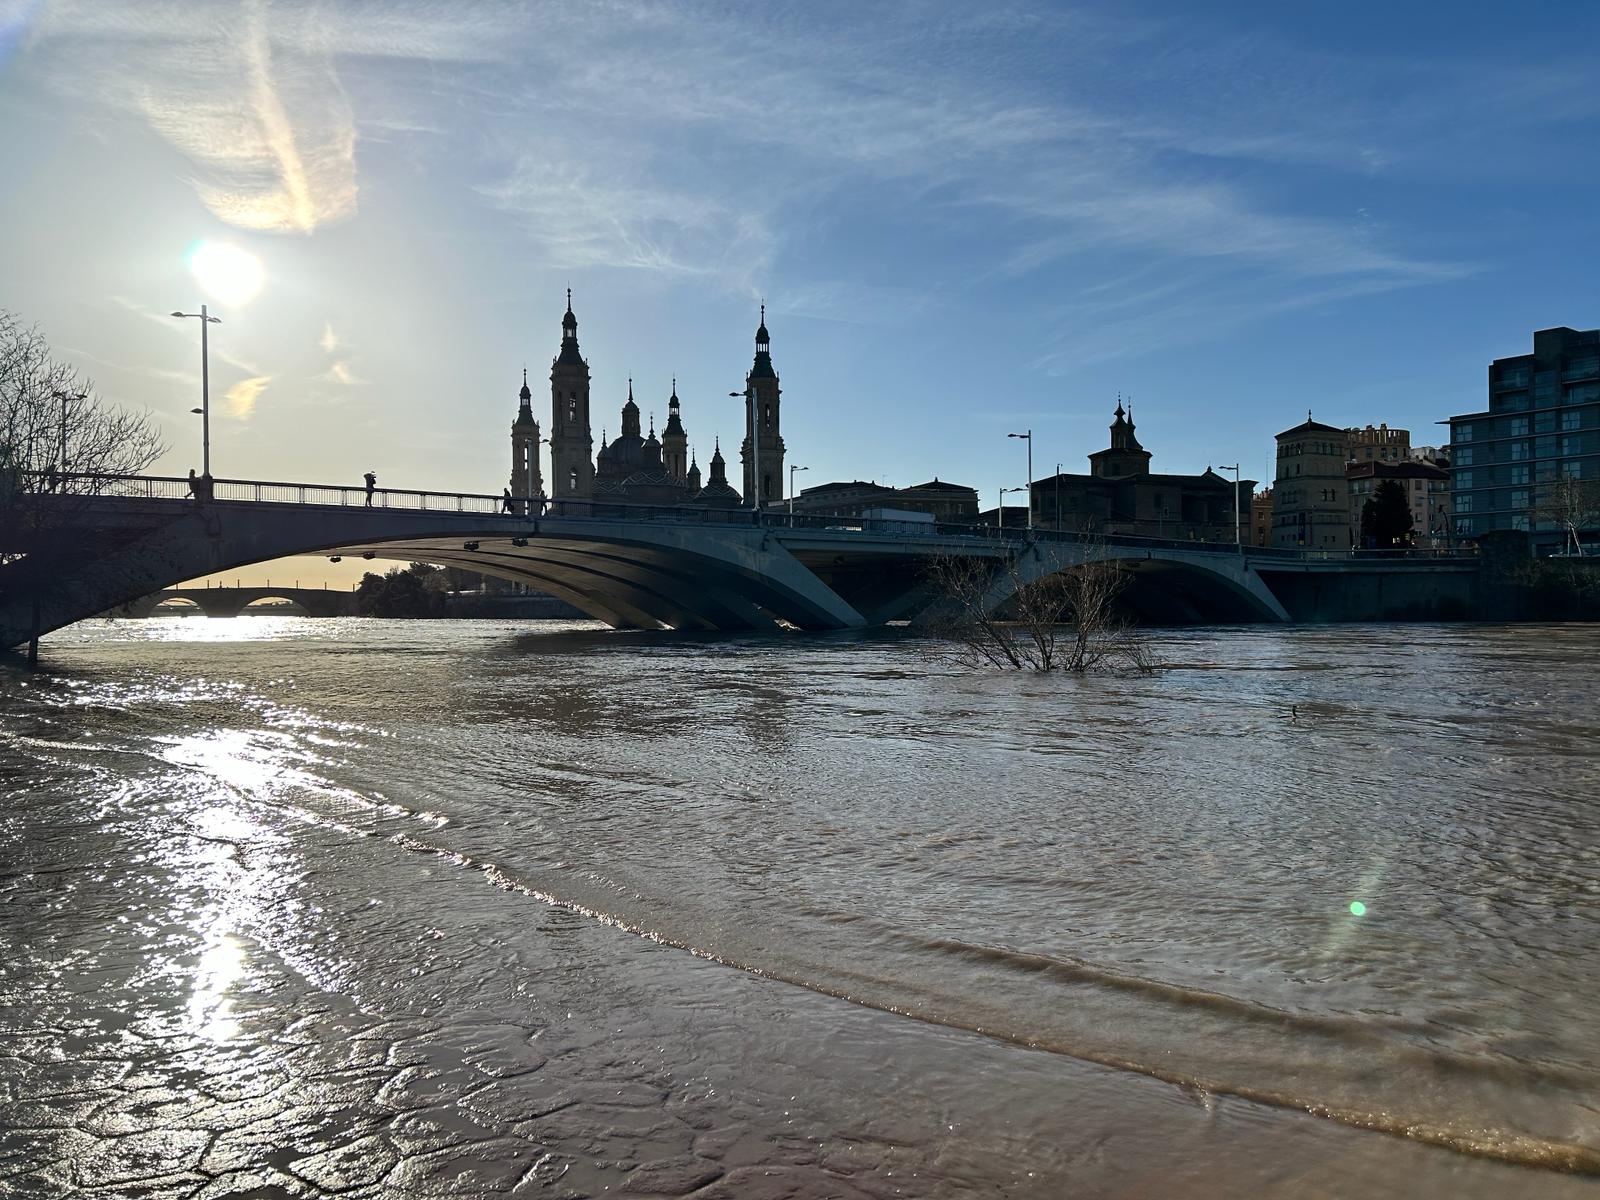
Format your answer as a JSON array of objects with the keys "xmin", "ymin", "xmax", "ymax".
[
  {"xmin": 509, "ymin": 368, "xmax": 542, "ymax": 503},
  {"xmin": 1088, "ymin": 397, "xmax": 1153, "ymax": 479},
  {"xmin": 661, "ymin": 379, "xmax": 689, "ymax": 481},
  {"xmin": 549, "ymin": 290, "xmax": 594, "ymax": 499},
  {"xmin": 740, "ymin": 305, "xmax": 785, "ymax": 507}
]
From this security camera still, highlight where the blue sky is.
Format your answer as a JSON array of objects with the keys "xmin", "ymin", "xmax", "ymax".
[{"xmin": 1, "ymin": 0, "xmax": 1596, "ymax": 582}]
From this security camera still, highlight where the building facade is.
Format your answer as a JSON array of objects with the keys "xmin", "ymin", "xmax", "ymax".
[
  {"xmin": 515, "ymin": 298, "xmax": 784, "ymax": 509},
  {"xmin": 1346, "ymin": 423, "xmax": 1410, "ymax": 465},
  {"xmin": 1346, "ymin": 460, "xmax": 1451, "ymax": 548},
  {"xmin": 740, "ymin": 306, "xmax": 785, "ymax": 508},
  {"xmin": 1271, "ymin": 417, "xmax": 1351, "ymax": 549},
  {"xmin": 1031, "ymin": 403, "xmax": 1253, "ymax": 540},
  {"xmin": 790, "ymin": 478, "xmax": 979, "ymax": 522},
  {"xmin": 1251, "ymin": 488, "xmax": 1273, "ymax": 546},
  {"xmin": 1447, "ymin": 326, "xmax": 1600, "ymax": 550}
]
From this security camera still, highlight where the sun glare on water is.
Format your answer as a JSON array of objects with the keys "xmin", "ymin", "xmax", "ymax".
[{"xmin": 187, "ymin": 241, "xmax": 265, "ymax": 308}]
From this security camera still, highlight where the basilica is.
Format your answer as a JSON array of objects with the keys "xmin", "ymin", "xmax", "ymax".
[{"xmin": 509, "ymin": 294, "xmax": 783, "ymax": 510}]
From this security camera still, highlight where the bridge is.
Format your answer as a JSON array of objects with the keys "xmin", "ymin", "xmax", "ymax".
[
  {"xmin": 1, "ymin": 473, "xmax": 1483, "ymax": 651},
  {"xmin": 118, "ymin": 585, "xmax": 357, "ymax": 619}
]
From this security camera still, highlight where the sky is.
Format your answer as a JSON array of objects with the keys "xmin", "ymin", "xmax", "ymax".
[{"xmin": 1, "ymin": 0, "xmax": 1596, "ymax": 587}]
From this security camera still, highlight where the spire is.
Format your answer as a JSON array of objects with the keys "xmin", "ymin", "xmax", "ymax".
[
  {"xmin": 749, "ymin": 304, "xmax": 776, "ymax": 380},
  {"xmin": 519, "ymin": 365, "xmax": 531, "ymax": 404},
  {"xmin": 556, "ymin": 291, "xmax": 582, "ymax": 364},
  {"xmin": 621, "ymin": 379, "xmax": 640, "ymax": 438}
]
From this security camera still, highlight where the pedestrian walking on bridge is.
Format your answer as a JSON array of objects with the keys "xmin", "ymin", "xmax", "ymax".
[{"xmin": 363, "ymin": 471, "xmax": 377, "ymax": 507}]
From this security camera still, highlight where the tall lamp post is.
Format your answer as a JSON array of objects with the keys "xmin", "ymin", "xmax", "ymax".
[
  {"xmin": 171, "ymin": 304, "xmax": 221, "ymax": 477},
  {"xmin": 1000, "ymin": 485, "xmax": 1027, "ymax": 531},
  {"xmin": 729, "ymin": 388, "xmax": 760, "ymax": 511},
  {"xmin": 1054, "ymin": 461, "xmax": 1063, "ymax": 532},
  {"xmin": 49, "ymin": 389, "xmax": 85, "ymax": 481},
  {"xmin": 788, "ymin": 464, "xmax": 808, "ymax": 515},
  {"xmin": 1007, "ymin": 430, "xmax": 1033, "ymax": 529},
  {"xmin": 1219, "ymin": 463, "xmax": 1242, "ymax": 547}
]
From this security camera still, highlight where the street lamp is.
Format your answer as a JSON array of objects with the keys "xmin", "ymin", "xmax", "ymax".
[
  {"xmin": 1008, "ymin": 430, "xmax": 1033, "ymax": 529},
  {"xmin": 729, "ymin": 387, "xmax": 763, "ymax": 511},
  {"xmin": 1218, "ymin": 463, "xmax": 1242, "ymax": 547},
  {"xmin": 172, "ymin": 304, "xmax": 221, "ymax": 477},
  {"xmin": 48, "ymin": 389, "xmax": 85, "ymax": 483},
  {"xmin": 1054, "ymin": 461, "xmax": 1063, "ymax": 532},
  {"xmin": 788, "ymin": 464, "xmax": 809, "ymax": 515},
  {"xmin": 1000, "ymin": 485, "xmax": 1027, "ymax": 531}
]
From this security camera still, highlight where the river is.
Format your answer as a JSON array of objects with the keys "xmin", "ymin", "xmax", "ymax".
[{"xmin": 2, "ymin": 617, "xmax": 1598, "ymax": 1198}]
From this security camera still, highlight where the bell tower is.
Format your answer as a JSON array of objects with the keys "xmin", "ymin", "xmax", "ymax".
[
  {"xmin": 510, "ymin": 368, "xmax": 542, "ymax": 503},
  {"xmin": 549, "ymin": 290, "xmax": 594, "ymax": 499},
  {"xmin": 740, "ymin": 304, "xmax": 785, "ymax": 507},
  {"xmin": 661, "ymin": 379, "xmax": 689, "ymax": 480}
]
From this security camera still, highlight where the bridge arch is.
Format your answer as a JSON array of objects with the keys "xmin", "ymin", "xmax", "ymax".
[{"xmin": 973, "ymin": 541, "xmax": 1291, "ymax": 625}]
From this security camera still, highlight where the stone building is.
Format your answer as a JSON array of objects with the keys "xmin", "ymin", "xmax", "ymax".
[
  {"xmin": 1251, "ymin": 488, "xmax": 1273, "ymax": 546},
  {"xmin": 1346, "ymin": 423, "xmax": 1409, "ymax": 465},
  {"xmin": 547, "ymin": 291, "xmax": 595, "ymax": 501},
  {"xmin": 789, "ymin": 478, "xmax": 979, "ymax": 522},
  {"xmin": 1346, "ymin": 460, "xmax": 1452, "ymax": 548},
  {"xmin": 512, "ymin": 297, "xmax": 782, "ymax": 509},
  {"xmin": 508, "ymin": 369, "xmax": 542, "ymax": 507},
  {"xmin": 1271, "ymin": 416, "xmax": 1351, "ymax": 549},
  {"xmin": 740, "ymin": 305, "xmax": 785, "ymax": 508},
  {"xmin": 1030, "ymin": 402, "xmax": 1253, "ymax": 541}
]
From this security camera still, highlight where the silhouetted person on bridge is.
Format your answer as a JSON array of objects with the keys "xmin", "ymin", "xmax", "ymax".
[
  {"xmin": 187, "ymin": 469, "xmax": 213, "ymax": 503},
  {"xmin": 502, "ymin": 487, "xmax": 516, "ymax": 515},
  {"xmin": 363, "ymin": 471, "xmax": 377, "ymax": 507}
]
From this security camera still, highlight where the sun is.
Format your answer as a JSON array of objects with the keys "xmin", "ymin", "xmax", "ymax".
[{"xmin": 187, "ymin": 241, "xmax": 265, "ymax": 308}]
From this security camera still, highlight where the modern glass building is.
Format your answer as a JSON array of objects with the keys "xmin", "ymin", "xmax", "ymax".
[{"xmin": 1447, "ymin": 327, "xmax": 1600, "ymax": 551}]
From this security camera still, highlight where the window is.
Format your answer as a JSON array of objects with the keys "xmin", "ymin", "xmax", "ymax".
[
  {"xmin": 1456, "ymin": 424, "xmax": 1474, "ymax": 443},
  {"xmin": 1512, "ymin": 515, "xmax": 1529, "ymax": 532},
  {"xmin": 1456, "ymin": 470, "xmax": 1474, "ymax": 489},
  {"xmin": 1511, "ymin": 441, "xmax": 1530, "ymax": 461},
  {"xmin": 1562, "ymin": 410, "xmax": 1582, "ymax": 431},
  {"xmin": 1508, "ymin": 465, "xmax": 1529, "ymax": 485},
  {"xmin": 1511, "ymin": 489, "xmax": 1529, "ymax": 510},
  {"xmin": 568, "ymin": 397, "xmax": 578, "ymax": 420},
  {"xmin": 1510, "ymin": 416, "xmax": 1530, "ymax": 436},
  {"xmin": 1561, "ymin": 435, "xmax": 1582, "ymax": 455},
  {"xmin": 1537, "ymin": 436, "xmax": 1557, "ymax": 458},
  {"xmin": 1563, "ymin": 461, "xmax": 1585, "ymax": 480},
  {"xmin": 568, "ymin": 469, "xmax": 578, "ymax": 492},
  {"xmin": 1563, "ymin": 356, "xmax": 1599, "ymax": 381},
  {"xmin": 1568, "ymin": 382, "xmax": 1600, "ymax": 404},
  {"xmin": 1455, "ymin": 517, "xmax": 1477, "ymax": 536},
  {"xmin": 1456, "ymin": 494, "xmax": 1474, "ymax": 513},
  {"xmin": 1455, "ymin": 447, "xmax": 1474, "ymax": 466},
  {"xmin": 1536, "ymin": 411, "xmax": 1556, "ymax": 433}
]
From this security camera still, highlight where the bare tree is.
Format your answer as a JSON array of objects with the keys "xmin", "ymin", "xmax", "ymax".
[
  {"xmin": 925, "ymin": 545, "xmax": 1153, "ymax": 674},
  {"xmin": 1530, "ymin": 473, "xmax": 1600, "ymax": 557},
  {"xmin": 1, "ymin": 310, "xmax": 167, "ymax": 662}
]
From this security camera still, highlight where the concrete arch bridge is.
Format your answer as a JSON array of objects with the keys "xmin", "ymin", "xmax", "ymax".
[
  {"xmin": 1, "ymin": 474, "xmax": 1482, "ymax": 650},
  {"xmin": 120, "ymin": 586, "xmax": 357, "ymax": 619}
]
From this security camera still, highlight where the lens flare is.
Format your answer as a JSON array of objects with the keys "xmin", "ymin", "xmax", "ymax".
[
  {"xmin": 1349, "ymin": 901, "xmax": 1367, "ymax": 916},
  {"xmin": 186, "ymin": 241, "xmax": 264, "ymax": 307}
]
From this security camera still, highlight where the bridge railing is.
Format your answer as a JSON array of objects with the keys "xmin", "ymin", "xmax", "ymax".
[{"xmin": 37, "ymin": 472, "xmax": 1479, "ymax": 562}]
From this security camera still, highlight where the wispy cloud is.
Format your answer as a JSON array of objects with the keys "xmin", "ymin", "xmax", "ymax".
[
  {"xmin": 319, "ymin": 322, "xmax": 339, "ymax": 354},
  {"xmin": 323, "ymin": 360, "xmax": 363, "ymax": 386},
  {"xmin": 225, "ymin": 374, "xmax": 270, "ymax": 418}
]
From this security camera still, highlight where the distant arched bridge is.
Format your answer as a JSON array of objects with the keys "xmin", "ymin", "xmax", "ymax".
[
  {"xmin": 121, "ymin": 586, "xmax": 357, "ymax": 619},
  {"xmin": 1, "ymin": 473, "xmax": 1483, "ymax": 650}
]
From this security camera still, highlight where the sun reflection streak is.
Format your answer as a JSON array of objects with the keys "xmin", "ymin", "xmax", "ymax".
[{"xmin": 187, "ymin": 932, "xmax": 246, "ymax": 1043}]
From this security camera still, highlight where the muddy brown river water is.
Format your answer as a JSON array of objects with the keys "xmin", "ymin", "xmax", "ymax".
[{"xmin": 2, "ymin": 617, "xmax": 1598, "ymax": 1198}]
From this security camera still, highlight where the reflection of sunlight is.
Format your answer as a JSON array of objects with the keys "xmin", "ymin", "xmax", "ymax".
[
  {"xmin": 187, "ymin": 240, "xmax": 265, "ymax": 307},
  {"xmin": 188, "ymin": 932, "xmax": 245, "ymax": 1042}
]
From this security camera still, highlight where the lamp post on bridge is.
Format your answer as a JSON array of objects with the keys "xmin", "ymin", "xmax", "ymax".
[
  {"xmin": 48, "ymin": 390, "xmax": 85, "ymax": 485},
  {"xmin": 1000, "ymin": 485, "xmax": 1027, "ymax": 531},
  {"xmin": 788, "ymin": 464, "xmax": 808, "ymax": 515},
  {"xmin": 171, "ymin": 304, "xmax": 221, "ymax": 478},
  {"xmin": 1007, "ymin": 430, "xmax": 1033, "ymax": 530},
  {"xmin": 729, "ymin": 388, "xmax": 760, "ymax": 512},
  {"xmin": 1218, "ymin": 463, "xmax": 1242, "ymax": 548},
  {"xmin": 1054, "ymin": 461, "xmax": 1063, "ymax": 533}
]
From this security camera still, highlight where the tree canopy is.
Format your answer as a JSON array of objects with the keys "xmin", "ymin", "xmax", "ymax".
[{"xmin": 1360, "ymin": 479, "xmax": 1413, "ymax": 548}]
